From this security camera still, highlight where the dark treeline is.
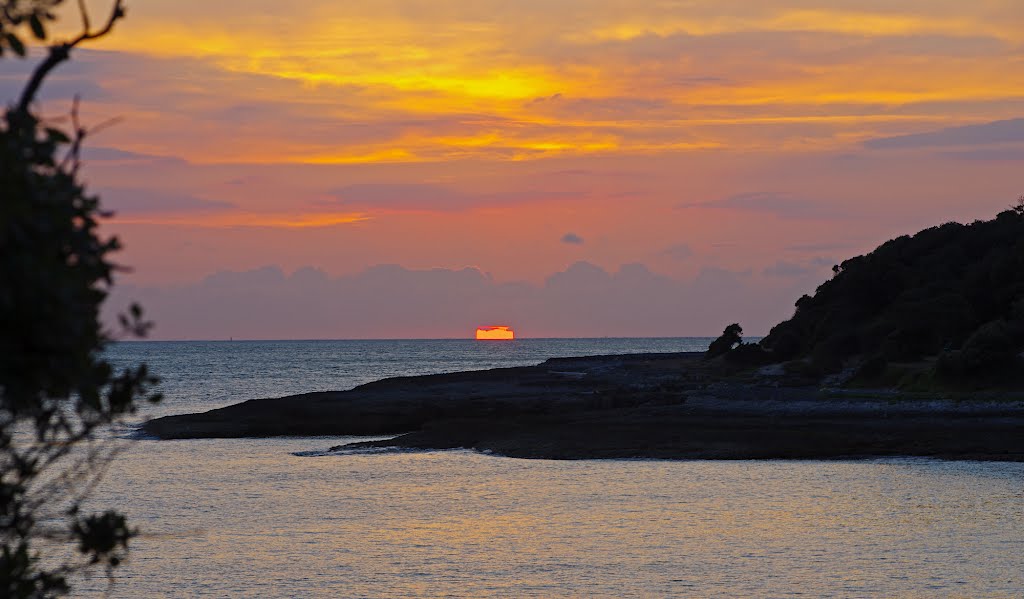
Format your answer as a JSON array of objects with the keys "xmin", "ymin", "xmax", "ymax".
[{"xmin": 712, "ymin": 202, "xmax": 1024, "ymax": 386}]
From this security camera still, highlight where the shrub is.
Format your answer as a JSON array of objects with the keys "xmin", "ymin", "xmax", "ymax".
[
  {"xmin": 959, "ymin": 320, "xmax": 1018, "ymax": 374},
  {"xmin": 706, "ymin": 323, "xmax": 743, "ymax": 359}
]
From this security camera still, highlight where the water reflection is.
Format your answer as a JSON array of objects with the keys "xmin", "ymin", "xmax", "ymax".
[{"xmin": 80, "ymin": 438, "xmax": 1024, "ymax": 597}]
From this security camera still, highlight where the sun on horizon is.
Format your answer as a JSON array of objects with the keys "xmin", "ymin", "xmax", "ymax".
[{"xmin": 476, "ymin": 325, "xmax": 515, "ymax": 340}]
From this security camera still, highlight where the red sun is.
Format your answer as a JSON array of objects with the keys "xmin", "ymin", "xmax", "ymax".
[{"xmin": 476, "ymin": 325, "xmax": 515, "ymax": 340}]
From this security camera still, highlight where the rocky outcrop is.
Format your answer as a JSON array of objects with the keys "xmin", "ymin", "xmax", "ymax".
[{"xmin": 142, "ymin": 352, "xmax": 1024, "ymax": 461}]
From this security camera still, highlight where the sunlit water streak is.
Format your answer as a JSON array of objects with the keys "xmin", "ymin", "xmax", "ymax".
[{"xmin": 73, "ymin": 339, "xmax": 1024, "ymax": 597}]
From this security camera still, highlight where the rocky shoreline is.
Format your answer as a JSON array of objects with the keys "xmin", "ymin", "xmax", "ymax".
[{"xmin": 142, "ymin": 352, "xmax": 1024, "ymax": 461}]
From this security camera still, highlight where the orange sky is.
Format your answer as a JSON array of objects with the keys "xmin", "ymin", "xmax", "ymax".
[{"xmin": 3, "ymin": 0, "xmax": 1023, "ymax": 337}]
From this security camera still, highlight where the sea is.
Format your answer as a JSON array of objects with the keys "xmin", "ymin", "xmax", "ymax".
[{"xmin": 71, "ymin": 339, "xmax": 1024, "ymax": 597}]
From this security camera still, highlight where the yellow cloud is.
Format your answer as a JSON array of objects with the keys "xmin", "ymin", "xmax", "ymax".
[
  {"xmin": 572, "ymin": 8, "xmax": 1011, "ymax": 42},
  {"xmin": 72, "ymin": 1, "xmax": 1024, "ymax": 164}
]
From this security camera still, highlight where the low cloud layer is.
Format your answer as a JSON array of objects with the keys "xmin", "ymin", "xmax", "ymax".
[
  {"xmin": 661, "ymin": 243, "xmax": 694, "ymax": 260},
  {"xmin": 100, "ymin": 188, "xmax": 234, "ymax": 214},
  {"xmin": 762, "ymin": 260, "xmax": 813, "ymax": 278},
  {"xmin": 678, "ymin": 192, "xmax": 846, "ymax": 220},
  {"xmin": 865, "ymin": 118, "xmax": 1024, "ymax": 149},
  {"xmin": 327, "ymin": 183, "xmax": 585, "ymax": 213},
  {"xmin": 106, "ymin": 261, "xmax": 830, "ymax": 340}
]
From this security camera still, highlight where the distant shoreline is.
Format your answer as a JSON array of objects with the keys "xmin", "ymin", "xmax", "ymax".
[
  {"xmin": 113, "ymin": 336, "xmax": 720, "ymax": 343},
  {"xmin": 142, "ymin": 352, "xmax": 1024, "ymax": 461}
]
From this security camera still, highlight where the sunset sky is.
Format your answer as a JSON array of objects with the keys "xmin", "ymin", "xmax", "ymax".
[{"xmin": 3, "ymin": 0, "xmax": 1023, "ymax": 338}]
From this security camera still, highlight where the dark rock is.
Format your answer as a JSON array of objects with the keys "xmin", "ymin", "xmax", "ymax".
[{"xmin": 142, "ymin": 352, "xmax": 1024, "ymax": 461}]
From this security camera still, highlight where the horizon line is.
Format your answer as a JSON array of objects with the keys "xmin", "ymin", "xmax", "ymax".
[{"xmin": 110, "ymin": 335, "xmax": 731, "ymax": 343}]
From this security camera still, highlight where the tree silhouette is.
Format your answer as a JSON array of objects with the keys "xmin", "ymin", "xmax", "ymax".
[
  {"xmin": 706, "ymin": 323, "xmax": 743, "ymax": 358},
  {"xmin": 1, "ymin": 1, "xmax": 160, "ymax": 596}
]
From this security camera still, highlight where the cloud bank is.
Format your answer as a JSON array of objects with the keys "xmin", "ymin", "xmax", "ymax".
[
  {"xmin": 865, "ymin": 118, "xmax": 1024, "ymax": 149},
  {"xmin": 106, "ymin": 261, "xmax": 830, "ymax": 340}
]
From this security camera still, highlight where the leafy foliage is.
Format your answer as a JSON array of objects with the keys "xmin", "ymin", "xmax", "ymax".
[
  {"xmin": 1, "ymin": 1, "xmax": 159, "ymax": 596},
  {"xmin": 0, "ymin": 1, "xmax": 61, "ymax": 57},
  {"xmin": 705, "ymin": 322, "xmax": 773, "ymax": 368},
  {"xmin": 757, "ymin": 204, "xmax": 1024, "ymax": 379},
  {"xmin": 706, "ymin": 323, "xmax": 743, "ymax": 359}
]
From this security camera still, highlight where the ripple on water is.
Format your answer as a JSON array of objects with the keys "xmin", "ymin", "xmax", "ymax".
[{"xmin": 77, "ymin": 437, "xmax": 1024, "ymax": 598}]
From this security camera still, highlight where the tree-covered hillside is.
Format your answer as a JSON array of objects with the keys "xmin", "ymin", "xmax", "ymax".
[{"xmin": 726, "ymin": 203, "xmax": 1024, "ymax": 382}]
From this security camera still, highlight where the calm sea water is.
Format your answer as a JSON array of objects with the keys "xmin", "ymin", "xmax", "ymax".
[
  {"xmin": 106, "ymin": 338, "xmax": 712, "ymax": 419},
  {"xmin": 75, "ymin": 339, "xmax": 1024, "ymax": 597}
]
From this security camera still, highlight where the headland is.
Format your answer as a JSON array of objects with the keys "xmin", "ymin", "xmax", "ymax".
[{"xmin": 142, "ymin": 351, "xmax": 1024, "ymax": 461}]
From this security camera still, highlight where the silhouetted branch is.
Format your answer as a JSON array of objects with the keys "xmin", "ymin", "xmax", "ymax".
[
  {"xmin": 15, "ymin": 0, "xmax": 124, "ymax": 116},
  {"xmin": 60, "ymin": 110, "xmax": 124, "ymax": 172},
  {"xmin": 77, "ymin": 0, "xmax": 91, "ymax": 32}
]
